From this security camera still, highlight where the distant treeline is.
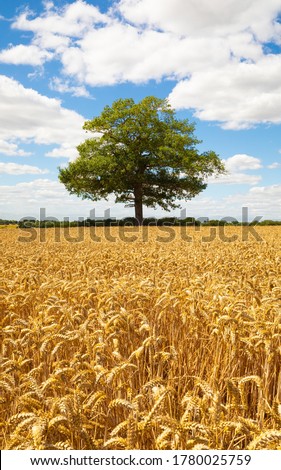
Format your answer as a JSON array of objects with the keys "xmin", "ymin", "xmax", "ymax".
[
  {"xmin": 0, "ymin": 217, "xmax": 279, "ymax": 228},
  {"xmin": 0, "ymin": 219, "xmax": 18, "ymax": 225}
]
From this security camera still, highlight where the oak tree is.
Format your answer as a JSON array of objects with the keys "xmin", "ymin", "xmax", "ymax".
[{"xmin": 59, "ymin": 96, "xmax": 225, "ymax": 224}]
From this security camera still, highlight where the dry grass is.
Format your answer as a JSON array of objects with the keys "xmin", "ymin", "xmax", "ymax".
[{"xmin": 0, "ymin": 226, "xmax": 281, "ymax": 450}]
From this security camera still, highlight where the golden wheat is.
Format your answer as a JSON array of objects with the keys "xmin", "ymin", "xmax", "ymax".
[{"xmin": 0, "ymin": 226, "xmax": 281, "ymax": 449}]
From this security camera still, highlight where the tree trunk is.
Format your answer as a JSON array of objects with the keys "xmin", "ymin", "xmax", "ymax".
[{"xmin": 134, "ymin": 184, "xmax": 143, "ymax": 225}]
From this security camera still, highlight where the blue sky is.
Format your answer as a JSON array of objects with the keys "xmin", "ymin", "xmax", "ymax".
[{"xmin": 0, "ymin": 0, "xmax": 281, "ymax": 221}]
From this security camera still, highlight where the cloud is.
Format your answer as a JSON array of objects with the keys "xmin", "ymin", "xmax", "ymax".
[
  {"xmin": 45, "ymin": 146, "xmax": 79, "ymax": 159},
  {"xmin": 208, "ymin": 154, "xmax": 262, "ymax": 185},
  {"xmin": 0, "ymin": 179, "xmax": 122, "ymax": 220},
  {"xmin": 268, "ymin": 162, "xmax": 281, "ymax": 169},
  {"xmin": 118, "ymin": 0, "xmax": 281, "ymax": 41},
  {"xmin": 0, "ymin": 74, "xmax": 87, "ymax": 160},
  {"xmin": 248, "ymin": 184, "xmax": 281, "ymax": 198},
  {"xmin": 49, "ymin": 77, "xmax": 92, "ymax": 98},
  {"xmin": 224, "ymin": 154, "xmax": 262, "ymax": 171},
  {"xmin": 0, "ymin": 162, "xmax": 48, "ymax": 175},
  {"xmin": 168, "ymin": 55, "xmax": 281, "ymax": 129},
  {"xmin": 0, "ymin": 44, "xmax": 53, "ymax": 66},
  {"xmin": 0, "ymin": 139, "xmax": 31, "ymax": 156},
  {"xmin": 65, "ymin": 24, "xmax": 248, "ymax": 86},
  {"xmin": 177, "ymin": 183, "xmax": 281, "ymax": 220},
  {"xmin": 209, "ymin": 173, "xmax": 262, "ymax": 186},
  {"xmin": 7, "ymin": 3, "xmax": 256, "ymax": 85},
  {"xmin": 62, "ymin": 24, "xmax": 194, "ymax": 85},
  {"xmin": 224, "ymin": 184, "xmax": 281, "ymax": 218},
  {"xmin": 33, "ymin": 32, "xmax": 71, "ymax": 51},
  {"xmin": 3, "ymin": 0, "xmax": 281, "ymax": 129},
  {"xmin": 12, "ymin": 0, "xmax": 108, "ymax": 37}
]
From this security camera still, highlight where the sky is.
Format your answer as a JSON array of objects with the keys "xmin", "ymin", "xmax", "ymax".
[{"xmin": 0, "ymin": 0, "xmax": 281, "ymax": 222}]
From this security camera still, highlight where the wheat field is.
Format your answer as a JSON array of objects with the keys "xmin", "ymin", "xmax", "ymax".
[{"xmin": 0, "ymin": 226, "xmax": 281, "ymax": 450}]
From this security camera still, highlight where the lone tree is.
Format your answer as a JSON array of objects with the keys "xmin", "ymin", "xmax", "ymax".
[{"xmin": 59, "ymin": 96, "xmax": 225, "ymax": 224}]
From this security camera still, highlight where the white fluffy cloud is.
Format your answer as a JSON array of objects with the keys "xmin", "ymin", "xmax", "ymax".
[
  {"xmin": 2, "ymin": 0, "xmax": 279, "ymax": 129},
  {"xmin": 268, "ymin": 162, "xmax": 281, "ymax": 169},
  {"xmin": 224, "ymin": 184, "xmax": 281, "ymax": 219},
  {"xmin": 13, "ymin": 0, "xmax": 108, "ymax": 37},
  {"xmin": 0, "ymin": 139, "xmax": 31, "ymax": 157},
  {"xmin": 7, "ymin": 2, "xmax": 264, "ymax": 84},
  {"xmin": 209, "ymin": 173, "xmax": 262, "ymax": 186},
  {"xmin": 176, "ymin": 183, "xmax": 281, "ymax": 220},
  {"xmin": 0, "ymin": 162, "xmax": 48, "ymax": 175},
  {"xmin": 0, "ymin": 44, "xmax": 53, "ymax": 66},
  {"xmin": 248, "ymin": 184, "xmax": 281, "ymax": 199},
  {"xmin": 118, "ymin": 0, "xmax": 281, "ymax": 41},
  {"xmin": 63, "ymin": 25, "xmax": 197, "ymax": 85},
  {"xmin": 46, "ymin": 145, "xmax": 79, "ymax": 160},
  {"xmin": 208, "ymin": 154, "xmax": 262, "ymax": 185},
  {"xmin": 67, "ymin": 24, "xmax": 248, "ymax": 86},
  {"xmin": 168, "ymin": 55, "xmax": 281, "ymax": 129},
  {"xmin": 1, "ymin": 2, "xmax": 280, "ymax": 126},
  {"xmin": 49, "ymin": 77, "xmax": 91, "ymax": 98},
  {"xmin": 0, "ymin": 74, "xmax": 87, "ymax": 160},
  {"xmin": 224, "ymin": 154, "xmax": 262, "ymax": 171}
]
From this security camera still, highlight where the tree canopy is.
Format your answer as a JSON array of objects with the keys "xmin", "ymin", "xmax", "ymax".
[{"xmin": 59, "ymin": 96, "xmax": 225, "ymax": 224}]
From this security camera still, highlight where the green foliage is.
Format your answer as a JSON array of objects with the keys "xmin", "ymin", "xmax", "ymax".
[
  {"xmin": 59, "ymin": 96, "xmax": 225, "ymax": 222},
  {"xmin": 0, "ymin": 219, "xmax": 18, "ymax": 225}
]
